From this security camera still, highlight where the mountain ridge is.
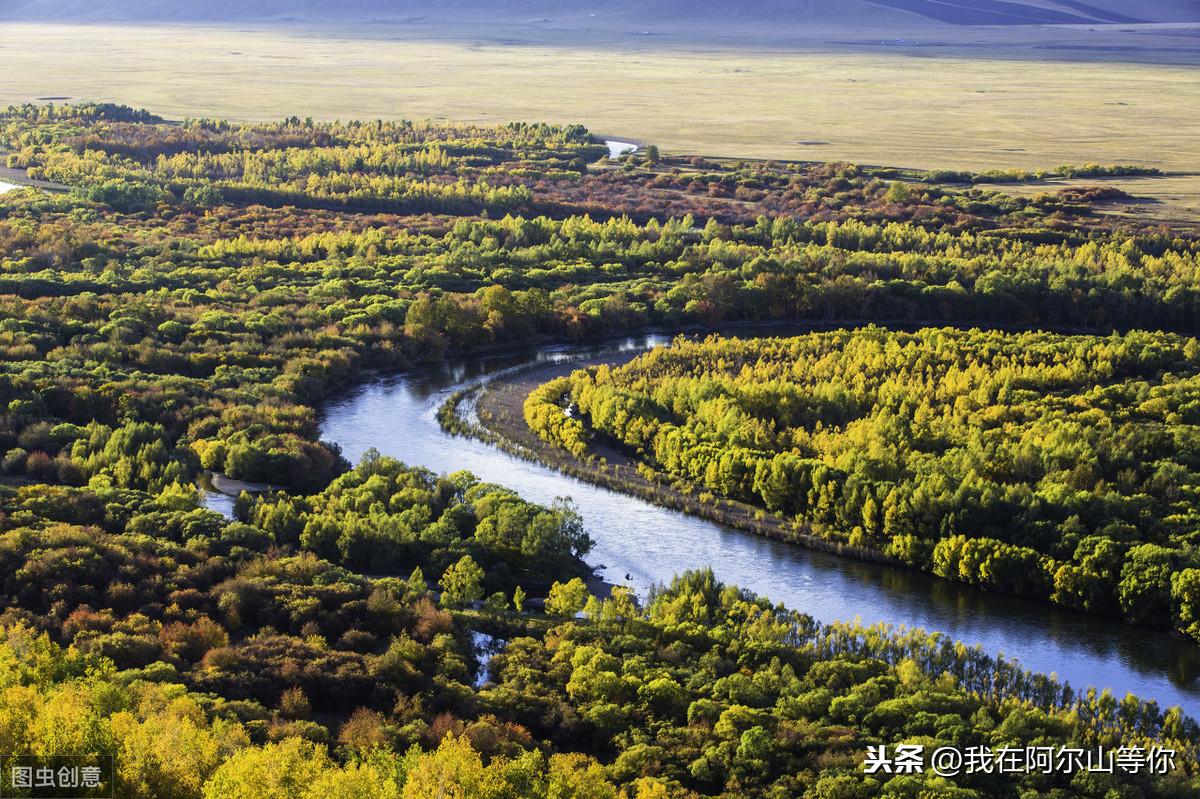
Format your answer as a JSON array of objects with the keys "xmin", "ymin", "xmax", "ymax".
[{"xmin": 4, "ymin": 0, "xmax": 1200, "ymax": 26}]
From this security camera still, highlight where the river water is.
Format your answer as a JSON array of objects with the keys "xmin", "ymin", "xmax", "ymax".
[
  {"xmin": 605, "ymin": 140, "xmax": 638, "ymax": 159},
  {"xmin": 316, "ymin": 334, "xmax": 1200, "ymax": 715},
  {"xmin": 0, "ymin": 181, "xmax": 20, "ymax": 194}
]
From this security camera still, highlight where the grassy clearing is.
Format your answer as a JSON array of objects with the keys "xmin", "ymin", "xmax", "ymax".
[
  {"xmin": 1, "ymin": 22, "xmax": 1197, "ymax": 219},
  {"xmin": 999, "ymin": 174, "xmax": 1200, "ymax": 229}
]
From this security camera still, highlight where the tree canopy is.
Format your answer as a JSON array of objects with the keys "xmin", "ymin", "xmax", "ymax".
[
  {"xmin": 1, "ymin": 102, "xmax": 1198, "ymax": 797},
  {"xmin": 527, "ymin": 328, "xmax": 1200, "ymax": 640}
]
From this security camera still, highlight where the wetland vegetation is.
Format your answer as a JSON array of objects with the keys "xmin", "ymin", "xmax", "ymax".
[{"xmin": 1, "ymin": 102, "xmax": 1199, "ymax": 796}]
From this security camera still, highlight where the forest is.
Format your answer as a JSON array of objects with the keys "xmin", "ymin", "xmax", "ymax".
[
  {"xmin": 1, "ymin": 102, "xmax": 1199, "ymax": 796},
  {"xmin": 524, "ymin": 329, "xmax": 1200, "ymax": 641}
]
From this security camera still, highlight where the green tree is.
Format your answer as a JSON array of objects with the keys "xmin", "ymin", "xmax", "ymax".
[
  {"xmin": 441, "ymin": 555, "xmax": 484, "ymax": 609},
  {"xmin": 1119, "ymin": 544, "xmax": 1178, "ymax": 624},
  {"xmin": 202, "ymin": 738, "xmax": 331, "ymax": 799},
  {"xmin": 545, "ymin": 578, "xmax": 589, "ymax": 617},
  {"xmin": 1171, "ymin": 568, "xmax": 1200, "ymax": 640}
]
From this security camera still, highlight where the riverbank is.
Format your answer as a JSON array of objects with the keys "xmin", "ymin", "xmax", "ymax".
[
  {"xmin": 0, "ymin": 153, "xmax": 70, "ymax": 193},
  {"xmin": 319, "ymin": 333, "xmax": 1200, "ymax": 714},
  {"xmin": 449, "ymin": 349, "xmax": 906, "ymax": 569},
  {"xmin": 443, "ymin": 337, "xmax": 1200, "ymax": 655},
  {"xmin": 203, "ymin": 470, "xmax": 277, "ymax": 496}
]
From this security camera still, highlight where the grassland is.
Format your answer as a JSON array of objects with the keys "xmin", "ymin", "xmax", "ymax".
[
  {"xmin": 1, "ymin": 22, "xmax": 1197, "ymax": 220},
  {"xmin": 1000, "ymin": 173, "xmax": 1200, "ymax": 228}
]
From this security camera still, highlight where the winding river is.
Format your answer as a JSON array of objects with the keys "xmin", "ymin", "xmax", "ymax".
[{"xmin": 314, "ymin": 334, "xmax": 1200, "ymax": 716}]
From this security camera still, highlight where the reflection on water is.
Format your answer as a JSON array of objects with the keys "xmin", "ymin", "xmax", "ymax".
[
  {"xmin": 605, "ymin": 140, "xmax": 638, "ymax": 159},
  {"xmin": 197, "ymin": 471, "xmax": 236, "ymax": 519},
  {"xmin": 471, "ymin": 630, "xmax": 505, "ymax": 689},
  {"xmin": 0, "ymin": 181, "xmax": 21, "ymax": 195},
  {"xmin": 315, "ymin": 335, "xmax": 1200, "ymax": 715}
]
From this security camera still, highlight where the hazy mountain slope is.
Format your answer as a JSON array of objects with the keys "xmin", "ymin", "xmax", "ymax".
[{"xmin": 4, "ymin": 0, "xmax": 1199, "ymax": 25}]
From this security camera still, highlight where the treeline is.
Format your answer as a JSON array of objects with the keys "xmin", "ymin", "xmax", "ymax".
[
  {"xmin": 0, "ymin": 107, "xmax": 1198, "ymax": 588},
  {"xmin": 2, "ymin": 103, "xmax": 1151, "ymax": 229},
  {"xmin": 1, "ymin": 104, "xmax": 599, "ymax": 217},
  {"xmin": 0, "ymin": 106, "xmax": 1197, "ymax": 561},
  {"xmin": 918, "ymin": 163, "xmax": 1163, "ymax": 184},
  {"xmin": 526, "ymin": 328, "xmax": 1200, "ymax": 640}
]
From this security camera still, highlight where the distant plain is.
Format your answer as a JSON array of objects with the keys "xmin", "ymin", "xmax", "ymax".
[{"xmin": 0, "ymin": 22, "xmax": 1197, "ymax": 222}]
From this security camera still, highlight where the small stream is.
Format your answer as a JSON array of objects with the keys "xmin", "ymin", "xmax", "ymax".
[{"xmin": 471, "ymin": 630, "xmax": 506, "ymax": 688}]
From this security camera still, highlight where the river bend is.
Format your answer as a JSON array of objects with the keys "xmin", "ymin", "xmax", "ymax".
[{"xmin": 316, "ymin": 335, "xmax": 1200, "ymax": 715}]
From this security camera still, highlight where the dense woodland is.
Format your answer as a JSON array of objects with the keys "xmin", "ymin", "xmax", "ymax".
[
  {"xmin": 1, "ymin": 103, "xmax": 1199, "ymax": 796},
  {"xmin": 525, "ymin": 329, "xmax": 1200, "ymax": 641}
]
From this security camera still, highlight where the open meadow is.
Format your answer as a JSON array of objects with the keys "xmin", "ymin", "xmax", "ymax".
[{"xmin": 0, "ymin": 23, "xmax": 1196, "ymax": 172}]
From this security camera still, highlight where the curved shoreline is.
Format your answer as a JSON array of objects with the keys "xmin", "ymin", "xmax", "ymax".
[
  {"xmin": 442, "ymin": 338, "xmax": 1200, "ymax": 648},
  {"xmin": 0, "ymin": 154, "xmax": 71, "ymax": 193},
  {"xmin": 447, "ymin": 347, "xmax": 911, "ymax": 567},
  {"xmin": 318, "ymin": 332, "xmax": 1200, "ymax": 714}
]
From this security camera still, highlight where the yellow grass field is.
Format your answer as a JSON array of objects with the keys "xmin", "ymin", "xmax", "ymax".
[{"xmin": 1, "ymin": 22, "xmax": 1197, "ymax": 219}]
